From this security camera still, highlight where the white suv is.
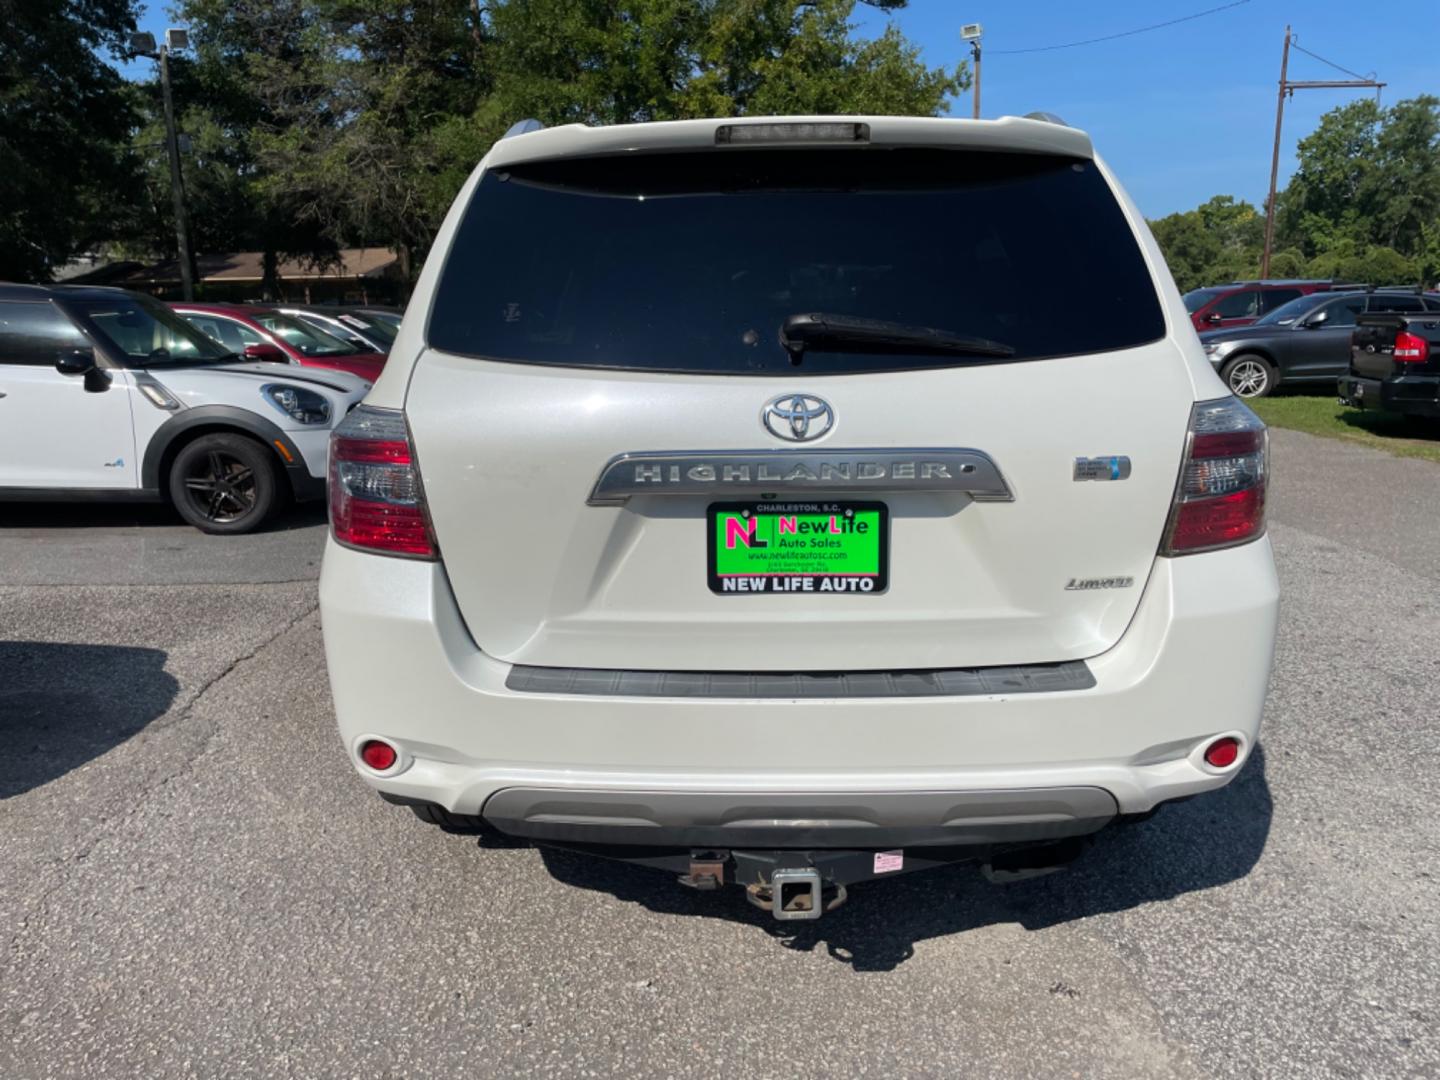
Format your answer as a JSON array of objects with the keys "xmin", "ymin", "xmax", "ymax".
[
  {"xmin": 320, "ymin": 116, "xmax": 1278, "ymax": 918},
  {"xmin": 0, "ymin": 285, "xmax": 369, "ymax": 532}
]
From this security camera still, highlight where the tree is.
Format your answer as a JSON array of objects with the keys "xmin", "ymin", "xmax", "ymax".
[
  {"xmin": 1149, "ymin": 196, "xmax": 1264, "ymax": 292},
  {"xmin": 1304, "ymin": 240, "xmax": 1417, "ymax": 286},
  {"xmin": 1279, "ymin": 95, "xmax": 1440, "ymax": 260},
  {"xmin": 0, "ymin": 0, "xmax": 140, "ymax": 280},
  {"xmin": 170, "ymin": 0, "xmax": 960, "ymax": 290},
  {"xmin": 1153, "ymin": 97, "xmax": 1439, "ymax": 291},
  {"xmin": 166, "ymin": 0, "xmax": 348, "ymax": 296},
  {"xmin": 182, "ymin": 0, "xmax": 487, "ymax": 287},
  {"xmin": 743, "ymin": 3, "xmax": 963, "ymax": 116},
  {"xmin": 478, "ymin": 0, "xmax": 963, "ymax": 129}
]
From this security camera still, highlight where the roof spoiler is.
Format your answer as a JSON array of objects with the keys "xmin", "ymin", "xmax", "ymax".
[{"xmin": 1022, "ymin": 111, "xmax": 1069, "ymax": 127}]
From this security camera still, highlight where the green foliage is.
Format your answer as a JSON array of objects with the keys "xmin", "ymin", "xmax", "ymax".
[
  {"xmin": 1148, "ymin": 196, "xmax": 1264, "ymax": 292},
  {"xmin": 0, "ymin": 0, "xmax": 140, "ymax": 279},
  {"xmin": 163, "ymin": 0, "xmax": 958, "ymax": 284},
  {"xmin": 1266, "ymin": 248, "xmax": 1307, "ymax": 279},
  {"xmin": 1304, "ymin": 240, "xmax": 1417, "ymax": 285},
  {"xmin": 171, "ymin": 0, "xmax": 477, "ymax": 284},
  {"xmin": 1281, "ymin": 96, "xmax": 1440, "ymax": 258},
  {"xmin": 476, "ymin": 1, "xmax": 962, "ymax": 134}
]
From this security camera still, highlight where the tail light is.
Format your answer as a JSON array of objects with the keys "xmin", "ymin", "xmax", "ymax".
[
  {"xmin": 328, "ymin": 405, "xmax": 437, "ymax": 558},
  {"xmin": 1394, "ymin": 330, "xmax": 1430, "ymax": 363},
  {"xmin": 1161, "ymin": 397, "xmax": 1268, "ymax": 555}
]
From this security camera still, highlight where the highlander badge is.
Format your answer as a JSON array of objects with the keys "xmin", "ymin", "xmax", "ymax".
[{"xmin": 587, "ymin": 449, "xmax": 1014, "ymax": 505}]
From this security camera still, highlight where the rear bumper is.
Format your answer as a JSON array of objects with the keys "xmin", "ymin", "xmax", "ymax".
[
  {"xmin": 481, "ymin": 785, "xmax": 1117, "ymax": 848},
  {"xmin": 1339, "ymin": 373, "xmax": 1440, "ymax": 418},
  {"xmin": 319, "ymin": 534, "xmax": 1278, "ymax": 845}
]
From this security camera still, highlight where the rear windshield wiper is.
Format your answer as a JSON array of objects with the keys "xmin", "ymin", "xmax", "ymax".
[{"xmin": 779, "ymin": 312, "xmax": 1016, "ymax": 364}]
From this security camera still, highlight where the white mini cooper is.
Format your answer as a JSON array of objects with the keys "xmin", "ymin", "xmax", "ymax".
[{"xmin": 0, "ymin": 285, "xmax": 369, "ymax": 532}]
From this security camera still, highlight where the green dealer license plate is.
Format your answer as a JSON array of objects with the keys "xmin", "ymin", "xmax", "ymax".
[{"xmin": 708, "ymin": 501, "xmax": 889, "ymax": 595}]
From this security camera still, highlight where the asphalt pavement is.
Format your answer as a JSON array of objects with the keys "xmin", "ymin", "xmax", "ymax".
[{"xmin": 2, "ymin": 427, "xmax": 1438, "ymax": 1078}]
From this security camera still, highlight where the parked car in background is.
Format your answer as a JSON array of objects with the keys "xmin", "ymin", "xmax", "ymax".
[
  {"xmin": 1200, "ymin": 289, "xmax": 1440, "ymax": 397},
  {"xmin": 1182, "ymin": 280, "xmax": 1360, "ymax": 333},
  {"xmin": 320, "ymin": 113, "xmax": 1278, "ymax": 918},
  {"xmin": 347, "ymin": 306, "xmax": 403, "ymax": 331},
  {"xmin": 276, "ymin": 305, "xmax": 398, "ymax": 355},
  {"xmin": 172, "ymin": 302, "xmax": 385, "ymax": 382},
  {"xmin": 1340, "ymin": 312, "xmax": 1440, "ymax": 420},
  {"xmin": 0, "ymin": 284, "xmax": 369, "ymax": 532}
]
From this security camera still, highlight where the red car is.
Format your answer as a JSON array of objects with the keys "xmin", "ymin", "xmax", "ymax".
[
  {"xmin": 1182, "ymin": 280, "xmax": 1355, "ymax": 333},
  {"xmin": 170, "ymin": 303, "xmax": 386, "ymax": 381}
]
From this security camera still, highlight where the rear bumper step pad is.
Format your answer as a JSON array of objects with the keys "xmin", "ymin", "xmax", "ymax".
[{"xmin": 504, "ymin": 660, "xmax": 1094, "ymax": 699}]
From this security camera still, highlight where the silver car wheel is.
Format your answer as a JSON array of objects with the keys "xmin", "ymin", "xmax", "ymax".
[{"xmin": 1227, "ymin": 358, "xmax": 1269, "ymax": 398}]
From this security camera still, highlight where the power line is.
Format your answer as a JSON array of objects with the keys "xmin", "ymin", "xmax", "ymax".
[
  {"xmin": 1287, "ymin": 39, "xmax": 1374, "ymax": 82},
  {"xmin": 991, "ymin": 0, "xmax": 1250, "ymax": 56}
]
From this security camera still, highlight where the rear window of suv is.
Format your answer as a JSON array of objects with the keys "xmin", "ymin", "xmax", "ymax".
[{"xmin": 428, "ymin": 149, "xmax": 1166, "ymax": 376}]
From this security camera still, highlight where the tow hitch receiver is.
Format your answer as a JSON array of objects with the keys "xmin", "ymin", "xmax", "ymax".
[
  {"xmin": 747, "ymin": 867, "xmax": 840, "ymax": 920},
  {"xmin": 547, "ymin": 839, "xmax": 1092, "ymax": 920}
]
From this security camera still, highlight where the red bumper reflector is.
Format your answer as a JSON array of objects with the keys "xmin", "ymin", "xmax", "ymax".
[
  {"xmin": 359, "ymin": 739, "xmax": 398, "ymax": 771},
  {"xmin": 1204, "ymin": 737, "xmax": 1240, "ymax": 769}
]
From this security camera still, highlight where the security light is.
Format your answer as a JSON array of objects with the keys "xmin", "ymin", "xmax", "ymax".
[
  {"xmin": 128, "ymin": 30, "xmax": 157, "ymax": 55},
  {"xmin": 165, "ymin": 28, "xmax": 190, "ymax": 50},
  {"xmin": 961, "ymin": 23, "xmax": 983, "ymax": 41}
]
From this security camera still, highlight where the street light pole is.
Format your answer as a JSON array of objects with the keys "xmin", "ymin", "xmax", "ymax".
[
  {"xmin": 961, "ymin": 23, "xmax": 983, "ymax": 120},
  {"xmin": 158, "ymin": 46, "xmax": 194, "ymax": 301},
  {"xmin": 130, "ymin": 30, "xmax": 195, "ymax": 300},
  {"xmin": 972, "ymin": 40, "xmax": 982, "ymax": 119}
]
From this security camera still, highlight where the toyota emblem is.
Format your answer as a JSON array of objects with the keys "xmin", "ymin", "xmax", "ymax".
[{"xmin": 762, "ymin": 393, "xmax": 834, "ymax": 442}]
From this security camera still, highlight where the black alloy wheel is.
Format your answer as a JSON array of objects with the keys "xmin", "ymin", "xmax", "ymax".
[{"xmin": 168, "ymin": 433, "xmax": 281, "ymax": 534}]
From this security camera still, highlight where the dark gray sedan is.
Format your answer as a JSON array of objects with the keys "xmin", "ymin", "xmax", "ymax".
[{"xmin": 1201, "ymin": 289, "xmax": 1440, "ymax": 398}]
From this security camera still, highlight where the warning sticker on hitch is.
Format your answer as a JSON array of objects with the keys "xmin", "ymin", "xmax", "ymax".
[{"xmin": 873, "ymin": 850, "xmax": 904, "ymax": 874}]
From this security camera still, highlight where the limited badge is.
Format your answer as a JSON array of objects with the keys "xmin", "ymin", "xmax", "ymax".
[{"xmin": 1065, "ymin": 576, "xmax": 1135, "ymax": 591}]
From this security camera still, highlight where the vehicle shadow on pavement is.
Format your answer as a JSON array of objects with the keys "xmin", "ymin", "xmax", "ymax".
[
  {"xmin": 0, "ymin": 641, "xmax": 178, "ymax": 798},
  {"xmin": 533, "ymin": 748, "xmax": 1273, "ymax": 972},
  {"xmin": 0, "ymin": 501, "xmax": 327, "ymax": 532}
]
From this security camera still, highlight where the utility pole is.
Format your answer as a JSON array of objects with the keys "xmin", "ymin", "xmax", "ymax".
[
  {"xmin": 962, "ymin": 23, "xmax": 983, "ymax": 119},
  {"xmin": 1260, "ymin": 27, "xmax": 1291, "ymax": 281},
  {"xmin": 1260, "ymin": 26, "xmax": 1384, "ymax": 278},
  {"xmin": 129, "ymin": 29, "xmax": 195, "ymax": 300}
]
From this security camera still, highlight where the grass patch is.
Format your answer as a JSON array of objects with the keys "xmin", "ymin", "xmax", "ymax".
[{"xmin": 1249, "ymin": 393, "xmax": 1440, "ymax": 463}]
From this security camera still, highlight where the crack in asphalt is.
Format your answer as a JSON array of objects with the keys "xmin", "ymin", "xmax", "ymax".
[{"xmin": 3, "ymin": 599, "xmax": 320, "ymax": 959}]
